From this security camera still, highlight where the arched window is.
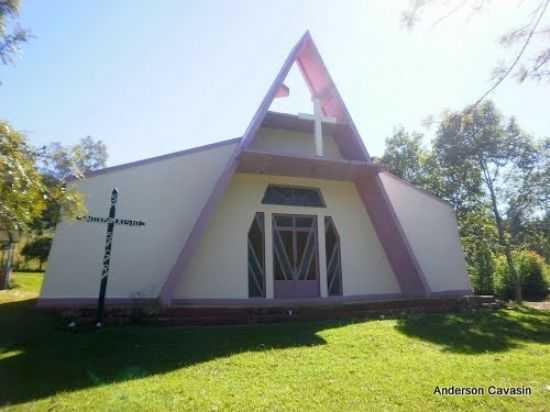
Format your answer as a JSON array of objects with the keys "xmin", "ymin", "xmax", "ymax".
[
  {"xmin": 248, "ymin": 212, "xmax": 266, "ymax": 298},
  {"xmin": 325, "ymin": 216, "xmax": 343, "ymax": 296}
]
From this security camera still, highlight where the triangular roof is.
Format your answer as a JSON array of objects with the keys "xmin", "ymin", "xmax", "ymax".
[
  {"xmin": 239, "ymin": 31, "xmax": 370, "ymax": 161},
  {"xmin": 159, "ymin": 32, "xmax": 429, "ymax": 304}
]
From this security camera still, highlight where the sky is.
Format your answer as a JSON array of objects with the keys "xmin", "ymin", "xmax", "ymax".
[{"xmin": 1, "ymin": 0, "xmax": 549, "ymax": 166}]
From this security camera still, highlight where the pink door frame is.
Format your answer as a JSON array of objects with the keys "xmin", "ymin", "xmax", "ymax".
[{"xmin": 272, "ymin": 214, "xmax": 321, "ymax": 299}]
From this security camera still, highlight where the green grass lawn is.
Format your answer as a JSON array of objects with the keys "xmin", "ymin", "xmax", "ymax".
[{"xmin": 1, "ymin": 273, "xmax": 549, "ymax": 411}]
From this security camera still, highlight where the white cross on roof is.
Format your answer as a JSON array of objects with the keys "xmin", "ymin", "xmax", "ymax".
[{"xmin": 298, "ymin": 97, "xmax": 337, "ymax": 157}]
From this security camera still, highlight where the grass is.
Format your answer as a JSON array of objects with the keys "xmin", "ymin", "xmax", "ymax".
[
  {"xmin": 1, "ymin": 274, "xmax": 550, "ymax": 411},
  {"xmin": 0, "ymin": 272, "xmax": 43, "ymax": 300}
]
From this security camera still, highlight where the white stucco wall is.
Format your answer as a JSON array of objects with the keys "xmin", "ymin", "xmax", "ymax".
[
  {"xmin": 249, "ymin": 127, "xmax": 344, "ymax": 160},
  {"xmin": 42, "ymin": 140, "xmax": 467, "ymax": 302},
  {"xmin": 379, "ymin": 172, "xmax": 470, "ymax": 292},
  {"xmin": 41, "ymin": 141, "xmax": 238, "ymax": 299},
  {"xmin": 174, "ymin": 173, "xmax": 400, "ymax": 299}
]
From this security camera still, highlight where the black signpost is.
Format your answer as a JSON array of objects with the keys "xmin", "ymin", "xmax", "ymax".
[{"xmin": 77, "ymin": 188, "xmax": 146, "ymax": 327}]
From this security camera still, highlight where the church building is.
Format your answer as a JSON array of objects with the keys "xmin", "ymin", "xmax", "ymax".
[{"xmin": 39, "ymin": 32, "xmax": 471, "ymax": 309}]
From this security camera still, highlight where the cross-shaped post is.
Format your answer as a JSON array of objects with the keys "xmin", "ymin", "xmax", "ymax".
[
  {"xmin": 77, "ymin": 188, "xmax": 146, "ymax": 327},
  {"xmin": 298, "ymin": 97, "xmax": 338, "ymax": 157}
]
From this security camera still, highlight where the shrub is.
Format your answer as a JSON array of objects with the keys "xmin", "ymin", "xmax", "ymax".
[
  {"xmin": 469, "ymin": 246, "xmax": 495, "ymax": 295},
  {"xmin": 520, "ymin": 251, "xmax": 550, "ymax": 300},
  {"xmin": 494, "ymin": 250, "xmax": 549, "ymax": 301},
  {"xmin": 21, "ymin": 237, "xmax": 52, "ymax": 271}
]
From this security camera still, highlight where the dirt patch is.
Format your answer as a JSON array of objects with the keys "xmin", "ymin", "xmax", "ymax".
[{"xmin": 524, "ymin": 301, "xmax": 550, "ymax": 311}]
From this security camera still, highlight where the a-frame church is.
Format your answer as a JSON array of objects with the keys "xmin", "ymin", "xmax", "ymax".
[{"xmin": 39, "ymin": 32, "xmax": 471, "ymax": 309}]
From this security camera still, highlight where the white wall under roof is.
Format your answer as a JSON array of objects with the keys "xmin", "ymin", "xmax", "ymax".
[
  {"xmin": 174, "ymin": 173, "xmax": 400, "ymax": 299},
  {"xmin": 379, "ymin": 172, "xmax": 470, "ymax": 293},
  {"xmin": 249, "ymin": 127, "xmax": 344, "ymax": 160},
  {"xmin": 41, "ymin": 141, "xmax": 238, "ymax": 299}
]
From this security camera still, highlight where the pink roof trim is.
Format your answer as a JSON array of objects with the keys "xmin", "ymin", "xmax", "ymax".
[
  {"xmin": 239, "ymin": 32, "xmax": 310, "ymax": 150},
  {"xmin": 239, "ymin": 31, "xmax": 370, "ymax": 162}
]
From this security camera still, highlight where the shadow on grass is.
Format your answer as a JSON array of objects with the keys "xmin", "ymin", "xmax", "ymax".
[
  {"xmin": 395, "ymin": 305, "xmax": 550, "ymax": 354},
  {"xmin": 0, "ymin": 297, "xmax": 341, "ymax": 407},
  {"xmin": 3, "ymin": 298, "xmax": 550, "ymax": 407}
]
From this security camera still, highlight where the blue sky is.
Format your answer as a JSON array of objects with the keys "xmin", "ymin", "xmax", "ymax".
[{"xmin": 1, "ymin": 1, "xmax": 548, "ymax": 166}]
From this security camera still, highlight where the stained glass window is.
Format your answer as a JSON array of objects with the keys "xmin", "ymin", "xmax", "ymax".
[
  {"xmin": 248, "ymin": 212, "xmax": 266, "ymax": 298},
  {"xmin": 325, "ymin": 216, "xmax": 343, "ymax": 296},
  {"xmin": 262, "ymin": 185, "xmax": 325, "ymax": 207}
]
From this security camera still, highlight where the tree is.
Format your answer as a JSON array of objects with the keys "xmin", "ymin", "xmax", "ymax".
[
  {"xmin": 509, "ymin": 210, "xmax": 550, "ymax": 263},
  {"xmin": 494, "ymin": 250, "xmax": 549, "ymax": 300},
  {"xmin": 433, "ymin": 100, "xmax": 538, "ymax": 301},
  {"xmin": 459, "ymin": 207, "xmax": 498, "ymax": 294},
  {"xmin": 0, "ymin": 121, "xmax": 85, "ymax": 288},
  {"xmin": 73, "ymin": 136, "xmax": 108, "ymax": 174},
  {"xmin": 380, "ymin": 127, "xmax": 428, "ymax": 185},
  {"xmin": 508, "ymin": 136, "xmax": 550, "ymax": 220},
  {"xmin": 1, "ymin": 0, "xmax": 30, "ymax": 68},
  {"xmin": 21, "ymin": 236, "xmax": 52, "ymax": 271},
  {"xmin": 41, "ymin": 136, "xmax": 108, "ymax": 181},
  {"xmin": 423, "ymin": 151, "xmax": 483, "ymax": 215},
  {"xmin": 403, "ymin": 0, "xmax": 550, "ymax": 103},
  {"xmin": 379, "ymin": 126, "xmax": 483, "ymax": 214},
  {"xmin": 0, "ymin": 121, "xmax": 45, "ymax": 288},
  {"xmin": 32, "ymin": 136, "xmax": 107, "ymax": 233}
]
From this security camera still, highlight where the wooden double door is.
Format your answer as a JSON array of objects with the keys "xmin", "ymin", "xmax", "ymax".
[{"xmin": 272, "ymin": 214, "xmax": 320, "ymax": 298}]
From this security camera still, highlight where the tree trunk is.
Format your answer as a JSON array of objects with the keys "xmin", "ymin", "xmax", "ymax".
[
  {"xmin": 0, "ymin": 242, "xmax": 13, "ymax": 290},
  {"xmin": 0, "ymin": 247, "xmax": 5, "ymax": 290},
  {"xmin": 485, "ymin": 172, "xmax": 522, "ymax": 302}
]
